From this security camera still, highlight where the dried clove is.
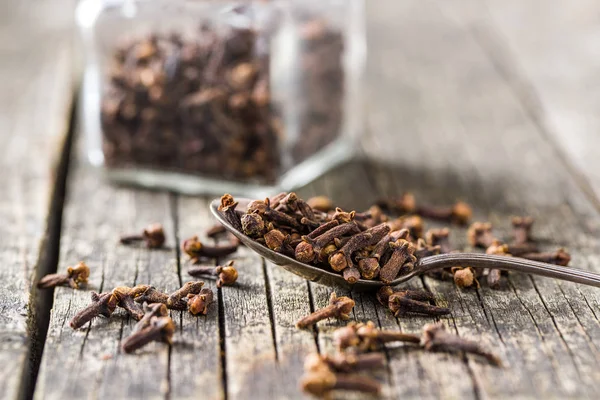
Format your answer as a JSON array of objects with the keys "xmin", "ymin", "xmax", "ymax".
[
  {"xmin": 187, "ymin": 288, "xmax": 214, "ymax": 315},
  {"xmin": 219, "ymin": 194, "xmax": 243, "ymax": 232},
  {"xmin": 329, "ymin": 224, "xmax": 390, "ymax": 272},
  {"xmin": 133, "ymin": 303, "xmax": 168, "ymax": 333},
  {"xmin": 451, "ymin": 267, "xmax": 477, "ymax": 289},
  {"xmin": 467, "ymin": 222, "xmax": 495, "ymax": 249},
  {"xmin": 389, "ymin": 290, "xmax": 450, "ymax": 317},
  {"xmin": 357, "ymin": 258, "xmax": 380, "ymax": 280},
  {"xmin": 38, "ymin": 261, "xmax": 90, "ymax": 289},
  {"xmin": 182, "ymin": 235, "xmax": 238, "ymax": 262},
  {"xmin": 379, "ymin": 239, "xmax": 417, "ymax": 284},
  {"xmin": 112, "ymin": 286, "xmax": 145, "ymax": 321},
  {"xmin": 133, "ymin": 286, "xmax": 169, "ymax": 306},
  {"xmin": 342, "ymin": 266, "xmax": 361, "ymax": 284},
  {"xmin": 417, "ymin": 201, "xmax": 472, "ymax": 226},
  {"xmin": 122, "ymin": 316, "xmax": 175, "ymax": 354},
  {"xmin": 241, "ymin": 213, "xmax": 265, "ymax": 237},
  {"xmin": 167, "ymin": 281, "xmax": 205, "ymax": 310},
  {"xmin": 512, "ymin": 216, "xmax": 534, "ymax": 244},
  {"xmin": 120, "ymin": 223, "xmax": 166, "ymax": 249},
  {"xmin": 334, "ymin": 321, "xmax": 420, "ymax": 352},
  {"xmin": 300, "ymin": 369, "xmax": 381, "ymax": 397},
  {"xmin": 414, "ymin": 238, "xmax": 441, "ymax": 260},
  {"xmin": 425, "ymin": 228, "xmax": 451, "ymax": 254},
  {"xmin": 188, "ymin": 260, "xmax": 238, "ymax": 287},
  {"xmin": 296, "ymin": 292, "xmax": 355, "ymax": 329},
  {"xmin": 70, "ymin": 292, "xmax": 118, "ymax": 330},
  {"xmin": 421, "ymin": 322, "xmax": 502, "ymax": 366},
  {"xmin": 295, "ymin": 222, "xmax": 359, "ymax": 263},
  {"xmin": 304, "ymin": 352, "xmax": 386, "ymax": 373},
  {"xmin": 520, "ymin": 248, "xmax": 571, "ymax": 266},
  {"xmin": 206, "ymin": 223, "xmax": 227, "ymax": 238},
  {"xmin": 307, "ymin": 196, "xmax": 334, "ymax": 213}
]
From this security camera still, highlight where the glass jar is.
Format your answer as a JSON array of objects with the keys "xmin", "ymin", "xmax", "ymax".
[{"xmin": 77, "ymin": 0, "xmax": 366, "ymax": 196}]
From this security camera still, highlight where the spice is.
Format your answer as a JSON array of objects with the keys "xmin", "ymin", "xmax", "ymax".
[
  {"xmin": 112, "ymin": 286, "xmax": 145, "ymax": 321},
  {"xmin": 133, "ymin": 303, "xmax": 168, "ymax": 333},
  {"xmin": 101, "ymin": 25, "xmax": 279, "ymax": 183},
  {"xmin": 70, "ymin": 292, "xmax": 118, "ymax": 330},
  {"xmin": 188, "ymin": 260, "xmax": 239, "ymax": 287},
  {"xmin": 187, "ymin": 288, "xmax": 214, "ymax": 315},
  {"xmin": 512, "ymin": 216, "xmax": 534, "ymax": 244},
  {"xmin": 334, "ymin": 321, "xmax": 421, "ymax": 352},
  {"xmin": 425, "ymin": 228, "xmax": 451, "ymax": 254},
  {"xmin": 300, "ymin": 370, "xmax": 381, "ymax": 397},
  {"xmin": 451, "ymin": 267, "xmax": 477, "ymax": 289},
  {"xmin": 37, "ymin": 261, "xmax": 90, "ymax": 289},
  {"xmin": 218, "ymin": 194, "xmax": 243, "ymax": 232},
  {"xmin": 120, "ymin": 223, "xmax": 166, "ymax": 249},
  {"xmin": 388, "ymin": 290, "xmax": 450, "ymax": 317},
  {"xmin": 182, "ymin": 235, "xmax": 238, "ymax": 262},
  {"xmin": 421, "ymin": 322, "xmax": 502, "ymax": 366},
  {"xmin": 122, "ymin": 316, "xmax": 175, "ymax": 354},
  {"xmin": 520, "ymin": 248, "xmax": 571, "ymax": 266},
  {"xmin": 133, "ymin": 286, "xmax": 169, "ymax": 307},
  {"xmin": 379, "ymin": 239, "xmax": 417, "ymax": 284},
  {"xmin": 304, "ymin": 352, "xmax": 385, "ymax": 373},
  {"xmin": 296, "ymin": 292, "xmax": 355, "ymax": 329},
  {"xmin": 467, "ymin": 222, "xmax": 494, "ymax": 249},
  {"xmin": 167, "ymin": 281, "xmax": 205, "ymax": 310},
  {"xmin": 307, "ymin": 196, "xmax": 334, "ymax": 213}
]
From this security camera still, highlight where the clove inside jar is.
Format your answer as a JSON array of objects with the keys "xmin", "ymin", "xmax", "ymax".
[{"xmin": 77, "ymin": 0, "xmax": 366, "ymax": 195}]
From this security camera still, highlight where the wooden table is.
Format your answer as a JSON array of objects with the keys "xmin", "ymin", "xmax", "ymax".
[{"xmin": 3, "ymin": 0, "xmax": 600, "ymax": 398}]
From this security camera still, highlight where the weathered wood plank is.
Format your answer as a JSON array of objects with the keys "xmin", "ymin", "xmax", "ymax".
[
  {"xmin": 0, "ymin": 0, "xmax": 75, "ymax": 398},
  {"xmin": 176, "ymin": 196, "xmax": 277, "ymax": 400},
  {"xmin": 363, "ymin": 0, "xmax": 600, "ymax": 397},
  {"xmin": 169, "ymin": 197, "xmax": 222, "ymax": 400},
  {"xmin": 472, "ymin": 0, "xmax": 600, "ymax": 201},
  {"xmin": 34, "ymin": 161, "xmax": 178, "ymax": 399}
]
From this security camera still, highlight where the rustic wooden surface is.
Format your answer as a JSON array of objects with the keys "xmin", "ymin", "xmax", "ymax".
[
  {"xmin": 0, "ymin": 0, "xmax": 75, "ymax": 398},
  {"xmin": 4, "ymin": 0, "xmax": 600, "ymax": 398}
]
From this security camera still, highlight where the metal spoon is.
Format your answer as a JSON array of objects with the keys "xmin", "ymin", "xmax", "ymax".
[{"xmin": 211, "ymin": 198, "xmax": 600, "ymax": 291}]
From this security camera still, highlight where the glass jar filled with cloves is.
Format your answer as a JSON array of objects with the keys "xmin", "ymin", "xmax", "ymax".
[{"xmin": 77, "ymin": 0, "xmax": 366, "ymax": 195}]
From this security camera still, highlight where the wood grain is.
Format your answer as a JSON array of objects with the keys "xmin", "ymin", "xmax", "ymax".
[{"xmin": 0, "ymin": 0, "xmax": 75, "ymax": 398}]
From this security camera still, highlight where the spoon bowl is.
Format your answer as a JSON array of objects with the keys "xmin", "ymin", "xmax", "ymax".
[{"xmin": 211, "ymin": 197, "xmax": 600, "ymax": 291}]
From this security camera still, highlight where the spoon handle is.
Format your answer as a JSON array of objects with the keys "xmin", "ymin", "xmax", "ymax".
[{"xmin": 417, "ymin": 253, "xmax": 600, "ymax": 288}]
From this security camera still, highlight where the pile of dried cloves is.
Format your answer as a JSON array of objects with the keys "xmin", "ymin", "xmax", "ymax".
[
  {"xmin": 301, "ymin": 320, "xmax": 500, "ymax": 398},
  {"xmin": 224, "ymin": 191, "xmax": 571, "ymax": 289}
]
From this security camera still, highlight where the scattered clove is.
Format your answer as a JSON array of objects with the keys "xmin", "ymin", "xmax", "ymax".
[
  {"xmin": 334, "ymin": 321, "xmax": 421, "ymax": 352},
  {"xmin": 425, "ymin": 228, "xmax": 451, "ymax": 254},
  {"xmin": 451, "ymin": 267, "xmax": 477, "ymax": 289},
  {"xmin": 304, "ymin": 352, "xmax": 386, "ymax": 373},
  {"xmin": 520, "ymin": 248, "xmax": 571, "ymax": 266},
  {"xmin": 122, "ymin": 316, "xmax": 175, "ymax": 354},
  {"xmin": 133, "ymin": 286, "xmax": 169, "ymax": 306},
  {"xmin": 120, "ymin": 223, "xmax": 166, "ymax": 249},
  {"xmin": 388, "ymin": 290, "xmax": 450, "ymax": 317},
  {"xmin": 467, "ymin": 222, "xmax": 495, "ymax": 249},
  {"xmin": 167, "ymin": 281, "xmax": 205, "ymax": 310},
  {"xmin": 421, "ymin": 322, "xmax": 502, "ymax": 366},
  {"xmin": 133, "ymin": 303, "xmax": 168, "ymax": 333},
  {"xmin": 512, "ymin": 216, "xmax": 534, "ymax": 245},
  {"xmin": 300, "ymin": 369, "xmax": 381, "ymax": 398},
  {"xmin": 182, "ymin": 235, "xmax": 238, "ymax": 262},
  {"xmin": 70, "ymin": 291, "xmax": 118, "ymax": 330},
  {"xmin": 296, "ymin": 292, "xmax": 355, "ymax": 329},
  {"xmin": 112, "ymin": 286, "xmax": 145, "ymax": 321},
  {"xmin": 188, "ymin": 260, "xmax": 238, "ymax": 287},
  {"xmin": 187, "ymin": 288, "xmax": 214, "ymax": 315},
  {"xmin": 38, "ymin": 261, "xmax": 90, "ymax": 289}
]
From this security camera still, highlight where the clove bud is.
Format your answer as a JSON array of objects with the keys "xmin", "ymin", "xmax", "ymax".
[
  {"xmin": 296, "ymin": 292, "xmax": 355, "ymax": 329},
  {"xmin": 38, "ymin": 261, "xmax": 90, "ymax": 289},
  {"xmin": 188, "ymin": 260, "xmax": 238, "ymax": 287}
]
